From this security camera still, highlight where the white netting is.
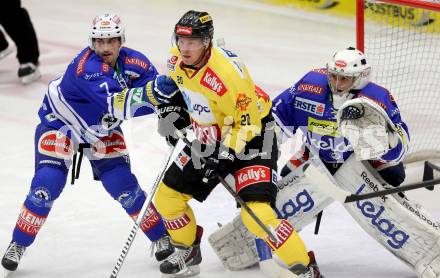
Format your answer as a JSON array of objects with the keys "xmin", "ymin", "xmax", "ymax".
[{"xmin": 362, "ymin": 0, "xmax": 440, "ymax": 162}]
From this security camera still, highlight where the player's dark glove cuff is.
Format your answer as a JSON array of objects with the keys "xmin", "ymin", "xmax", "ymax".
[{"xmin": 202, "ymin": 146, "xmax": 235, "ymax": 182}]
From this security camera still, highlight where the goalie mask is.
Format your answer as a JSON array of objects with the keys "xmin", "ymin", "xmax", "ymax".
[
  {"xmin": 327, "ymin": 47, "xmax": 371, "ymax": 96},
  {"xmin": 89, "ymin": 14, "xmax": 125, "ymax": 50}
]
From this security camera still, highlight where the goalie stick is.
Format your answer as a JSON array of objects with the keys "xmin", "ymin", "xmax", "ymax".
[
  {"xmin": 175, "ymin": 130, "xmax": 279, "ymax": 243},
  {"xmin": 109, "ymin": 144, "xmax": 176, "ymax": 278},
  {"xmin": 304, "ymin": 158, "xmax": 440, "ymax": 204}
]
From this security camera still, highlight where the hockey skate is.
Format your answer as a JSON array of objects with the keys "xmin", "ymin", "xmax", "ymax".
[
  {"xmin": 160, "ymin": 226, "xmax": 203, "ymax": 277},
  {"xmin": 18, "ymin": 62, "xmax": 41, "ymax": 84},
  {"xmin": 289, "ymin": 251, "xmax": 323, "ymax": 278},
  {"xmin": 152, "ymin": 234, "xmax": 175, "ymax": 262},
  {"xmin": 2, "ymin": 241, "xmax": 26, "ymax": 276}
]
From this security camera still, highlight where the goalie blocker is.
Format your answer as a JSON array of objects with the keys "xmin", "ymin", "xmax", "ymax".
[{"xmin": 209, "ymin": 155, "xmax": 440, "ymax": 278}]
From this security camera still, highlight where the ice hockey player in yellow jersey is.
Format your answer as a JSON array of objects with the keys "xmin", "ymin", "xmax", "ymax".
[{"xmin": 150, "ymin": 10, "xmax": 323, "ymax": 277}]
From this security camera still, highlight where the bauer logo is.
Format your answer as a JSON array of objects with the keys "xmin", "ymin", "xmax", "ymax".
[
  {"xmin": 294, "ymin": 97, "xmax": 325, "ymax": 116},
  {"xmin": 275, "ymin": 189, "xmax": 314, "ymax": 219},
  {"xmin": 355, "ymin": 184, "xmax": 410, "ymax": 249},
  {"xmin": 200, "ymin": 67, "xmax": 227, "ymax": 96},
  {"xmin": 235, "ymin": 165, "xmax": 271, "ymax": 192}
]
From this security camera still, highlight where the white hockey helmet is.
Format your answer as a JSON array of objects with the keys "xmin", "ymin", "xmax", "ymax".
[
  {"xmin": 89, "ymin": 14, "xmax": 125, "ymax": 50},
  {"xmin": 327, "ymin": 47, "xmax": 371, "ymax": 94}
]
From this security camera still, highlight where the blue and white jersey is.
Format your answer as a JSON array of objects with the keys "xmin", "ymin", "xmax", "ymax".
[
  {"xmin": 272, "ymin": 68, "xmax": 410, "ymax": 164},
  {"xmin": 38, "ymin": 47, "xmax": 158, "ymax": 143}
]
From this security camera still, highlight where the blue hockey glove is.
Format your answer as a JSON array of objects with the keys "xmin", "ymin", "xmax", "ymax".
[
  {"xmin": 146, "ymin": 75, "xmax": 179, "ymax": 104},
  {"xmin": 202, "ymin": 146, "xmax": 235, "ymax": 182}
]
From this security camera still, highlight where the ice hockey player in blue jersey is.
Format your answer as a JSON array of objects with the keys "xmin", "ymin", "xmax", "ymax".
[
  {"xmin": 273, "ymin": 46, "xmax": 410, "ymax": 182},
  {"xmin": 1, "ymin": 14, "xmax": 178, "ymax": 274}
]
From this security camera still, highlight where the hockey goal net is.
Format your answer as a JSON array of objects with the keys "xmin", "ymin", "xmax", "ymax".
[{"xmin": 357, "ymin": 0, "xmax": 440, "ymax": 163}]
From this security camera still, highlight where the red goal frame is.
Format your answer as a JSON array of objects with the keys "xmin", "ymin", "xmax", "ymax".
[{"xmin": 356, "ymin": 0, "xmax": 440, "ymax": 52}]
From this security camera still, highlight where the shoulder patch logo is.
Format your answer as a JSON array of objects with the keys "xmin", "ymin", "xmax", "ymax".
[
  {"xmin": 200, "ymin": 67, "xmax": 227, "ymax": 96},
  {"xmin": 76, "ymin": 49, "xmax": 92, "ymax": 76},
  {"xmin": 236, "ymin": 93, "xmax": 252, "ymax": 111}
]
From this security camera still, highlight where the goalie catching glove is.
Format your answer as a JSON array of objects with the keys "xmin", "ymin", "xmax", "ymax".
[{"xmin": 336, "ymin": 97, "xmax": 401, "ymax": 161}]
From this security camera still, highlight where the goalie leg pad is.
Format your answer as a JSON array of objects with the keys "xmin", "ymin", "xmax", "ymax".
[
  {"xmin": 275, "ymin": 170, "xmax": 334, "ymax": 232},
  {"xmin": 208, "ymin": 215, "xmax": 259, "ymax": 271},
  {"xmin": 332, "ymin": 156, "xmax": 440, "ymax": 277},
  {"xmin": 416, "ymin": 243, "xmax": 440, "ymax": 278}
]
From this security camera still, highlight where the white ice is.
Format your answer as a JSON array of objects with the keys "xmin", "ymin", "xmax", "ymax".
[{"xmin": 0, "ymin": 0, "xmax": 439, "ymax": 277}]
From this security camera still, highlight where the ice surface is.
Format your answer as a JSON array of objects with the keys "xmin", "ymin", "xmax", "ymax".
[{"xmin": 0, "ymin": 0, "xmax": 438, "ymax": 277}]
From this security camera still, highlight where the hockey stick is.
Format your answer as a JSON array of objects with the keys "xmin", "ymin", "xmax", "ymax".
[
  {"xmin": 304, "ymin": 159, "xmax": 440, "ymax": 204},
  {"xmin": 109, "ymin": 144, "xmax": 176, "ymax": 278},
  {"xmin": 175, "ymin": 130, "xmax": 279, "ymax": 243}
]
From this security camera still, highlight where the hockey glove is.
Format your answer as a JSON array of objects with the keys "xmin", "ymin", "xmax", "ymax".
[
  {"xmin": 157, "ymin": 93, "xmax": 190, "ymax": 146},
  {"xmin": 202, "ymin": 146, "xmax": 235, "ymax": 183},
  {"xmin": 146, "ymin": 75, "xmax": 179, "ymax": 104},
  {"xmin": 157, "ymin": 103, "xmax": 190, "ymax": 146}
]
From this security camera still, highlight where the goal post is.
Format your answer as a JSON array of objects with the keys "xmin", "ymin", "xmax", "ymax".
[{"xmin": 356, "ymin": 0, "xmax": 440, "ymax": 163}]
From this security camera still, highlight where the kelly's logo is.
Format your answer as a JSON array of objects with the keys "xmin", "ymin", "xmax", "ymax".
[{"xmin": 200, "ymin": 67, "xmax": 227, "ymax": 96}]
